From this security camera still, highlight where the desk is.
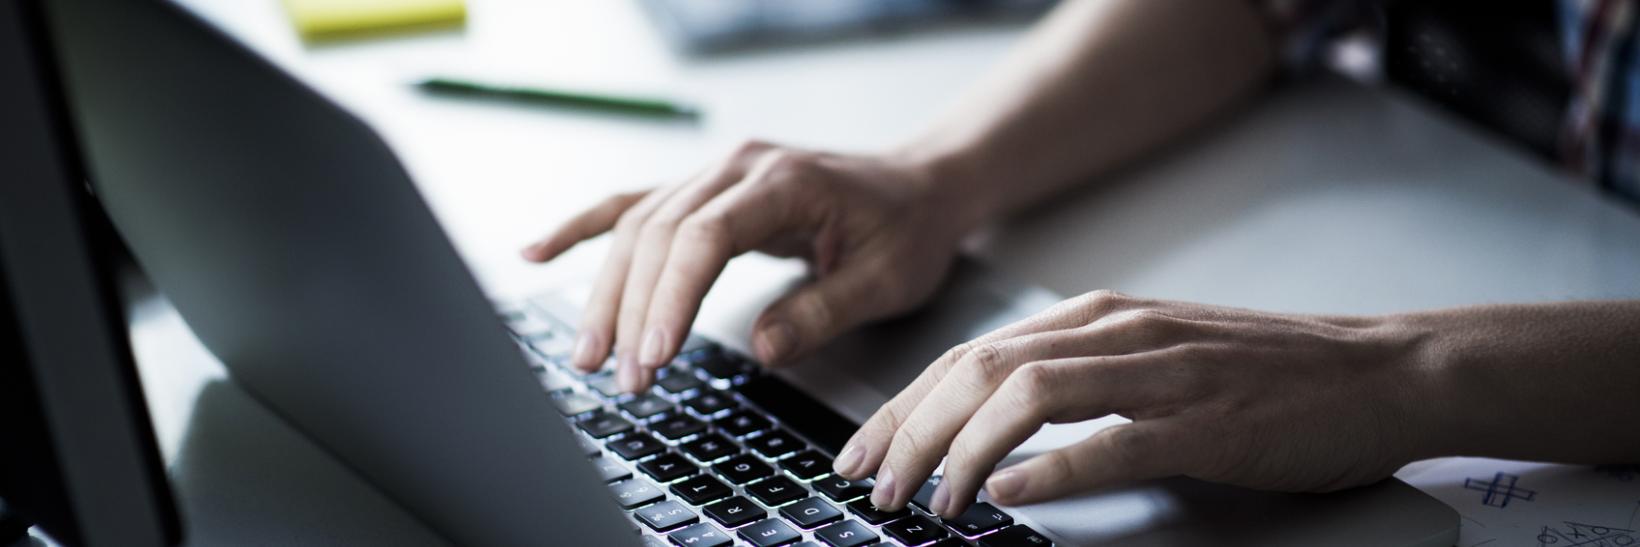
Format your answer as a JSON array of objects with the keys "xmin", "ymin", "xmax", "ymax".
[{"xmin": 122, "ymin": 1, "xmax": 1640, "ymax": 545}]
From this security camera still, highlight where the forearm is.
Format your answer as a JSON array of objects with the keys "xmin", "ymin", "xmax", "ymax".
[
  {"xmin": 897, "ymin": 0, "xmax": 1276, "ymax": 230},
  {"xmin": 1398, "ymin": 301, "xmax": 1640, "ymax": 463}
]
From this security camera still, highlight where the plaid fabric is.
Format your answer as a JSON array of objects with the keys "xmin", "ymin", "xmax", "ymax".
[{"xmin": 1253, "ymin": 0, "xmax": 1640, "ymax": 203}]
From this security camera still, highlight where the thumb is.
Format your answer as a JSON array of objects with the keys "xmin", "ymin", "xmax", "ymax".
[
  {"xmin": 750, "ymin": 263, "xmax": 889, "ymax": 366},
  {"xmin": 984, "ymin": 420, "xmax": 1191, "ymax": 506}
]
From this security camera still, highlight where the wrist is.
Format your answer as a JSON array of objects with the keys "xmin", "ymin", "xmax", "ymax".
[
  {"xmin": 883, "ymin": 142, "xmax": 1004, "ymax": 238},
  {"xmin": 1366, "ymin": 313, "xmax": 1467, "ymax": 462}
]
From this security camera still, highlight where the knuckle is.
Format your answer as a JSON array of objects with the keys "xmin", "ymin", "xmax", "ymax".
[
  {"xmin": 890, "ymin": 426, "xmax": 931, "ymax": 461},
  {"xmin": 613, "ymin": 207, "xmax": 648, "ymax": 235},
  {"xmin": 761, "ymin": 149, "xmax": 814, "ymax": 178},
  {"xmin": 1005, "ymin": 362, "xmax": 1055, "ymax": 410},
  {"xmin": 941, "ymin": 342, "xmax": 975, "ymax": 367},
  {"xmin": 677, "ymin": 213, "xmax": 730, "ymax": 243},
  {"xmin": 1119, "ymin": 309, "xmax": 1175, "ymax": 335},
  {"xmin": 1171, "ymin": 342, "xmax": 1216, "ymax": 363},
  {"xmin": 792, "ymin": 290, "xmax": 835, "ymax": 331},
  {"xmin": 1041, "ymin": 448, "xmax": 1077, "ymax": 483},
  {"xmin": 1074, "ymin": 289, "xmax": 1130, "ymax": 322},
  {"xmin": 733, "ymin": 138, "xmax": 773, "ymax": 158},
  {"xmin": 944, "ymin": 435, "xmax": 982, "ymax": 472},
  {"xmin": 1099, "ymin": 425, "xmax": 1155, "ymax": 469},
  {"xmin": 961, "ymin": 344, "xmax": 1013, "ymax": 383}
]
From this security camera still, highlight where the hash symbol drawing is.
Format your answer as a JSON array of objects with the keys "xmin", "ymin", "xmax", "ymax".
[{"xmin": 1465, "ymin": 472, "xmax": 1537, "ymax": 508}]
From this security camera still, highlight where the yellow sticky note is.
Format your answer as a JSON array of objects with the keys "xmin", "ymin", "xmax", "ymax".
[{"xmin": 282, "ymin": 0, "xmax": 466, "ymax": 41}]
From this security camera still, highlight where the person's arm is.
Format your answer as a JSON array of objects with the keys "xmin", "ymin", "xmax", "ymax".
[
  {"xmin": 522, "ymin": 0, "xmax": 1278, "ymax": 393},
  {"xmin": 831, "ymin": 294, "xmax": 1640, "ymax": 519},
  {"xmin": 904, "ymin": 0, "xmax": 1277, "ymax": 231},
  {"xmin": 1410, "ymin": 302, "xmax": 1640, "ymax": 463}
]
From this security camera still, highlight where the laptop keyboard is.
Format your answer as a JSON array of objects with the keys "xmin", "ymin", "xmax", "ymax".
[{"xmin": 500, "ymin": 298, "xmax": 1054, "ymax": 547}]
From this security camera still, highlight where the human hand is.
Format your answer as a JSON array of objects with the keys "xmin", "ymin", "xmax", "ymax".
[
  {"xmin": 522, "ymin": 141, "xmax": 979, "ymax": 393},
  {"xmin": 830, "ymin": 291, "xmax": 1439, "ymax": 518}
]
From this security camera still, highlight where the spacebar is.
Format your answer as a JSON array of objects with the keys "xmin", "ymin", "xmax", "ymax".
[{"xmin": 736, "ymin": 374, "xmax": 858, "ymax": 457}]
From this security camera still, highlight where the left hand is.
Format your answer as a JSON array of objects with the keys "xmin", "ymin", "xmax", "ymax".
[{"xmin": 829, "ymin": 290, "xmax": 1440, "ymax": 519}]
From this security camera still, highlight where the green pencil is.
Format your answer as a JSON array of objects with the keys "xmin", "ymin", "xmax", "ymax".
[{"xmin": 416, "ymin": 77, "xmax": 700, "ymax": 119}]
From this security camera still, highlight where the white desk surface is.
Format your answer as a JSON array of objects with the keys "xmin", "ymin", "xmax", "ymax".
[{"xmin": 122, "ymin": 1, "xmax": 1640, "ymax": 545}]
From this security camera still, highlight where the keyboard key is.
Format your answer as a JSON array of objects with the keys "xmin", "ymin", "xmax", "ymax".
[
  {"xmin": 653, "ymin": 414, "xmax": 709, "ymax": 441},
  {"xmin": 671, "ymin": 474, "xmax": 733, "ymax": 506},
  {"xmin": 814, "ymin": 521, "xmax": 879, "ymax": 547},
  {"xmin": 778, "ymin": 497, "xmax": 842, "ymax": 529},
  {"xmin": 747, "ymin": 430, "xmax": 804, "ymax": 459},
  {"xmin": 681, "ymin": 434, "xmax": 739, "ymax": 463},
  {"xmin": 713, "ymin": 454, "xmax": 773, "ymax": 484},
  {"xmin": 737, "ymin": 519, "xmax": 801, "ymax": 547},
  {"xmin": 578, "ymin": 413, "xmax": 634, "ymax": 439},
  {"xmin": 640, "ymin": 453, "xmax": 699, "ymax": 483},
  {"xmin": 576, "ymin": 434, "xmax": 602, "ymax": 456},
  {"xmin": 591, "ymin": 455, "xmax": 632, "ymax": 483},
  {"xmin": 883, "ymin": 515, "xmax": 948, "ymax": 546},
  {"xmin": 910, "ymin": 477, "xmax": 941, "ymax": 512},
  {"xmin": 552, "ymin": 392, "xmax": 603, "ymax": 417},
  {"xmin": 716, "ymin": 411, "xmax": 771, "ymax": 438},
  {"xmin": 636, "ymin": 500, "xmax": 699, "ymax": 533},
  {"xmin": 929, "ymin": 539, "xmax": 968, "ymax": 547},
  {"xmin": 678, "ymin": 335, "xmax": 717, "ymax": 355},
  {"xmin": 682, "ymin": 391, "xmax": 738, "ymax": 416},
  {"xmin": 668, "ymin": 522, "xmax": 733, "ymax": 547},
  {"xmin": 536, "ymin": 367, "xmax": 575, "ymax": 393},
  {"xmin": 691, "ymin": 350, "xmax": 755, "ymax": 381},
  {"xmin": 942, "ymin": 502, "xmax": 1013, "ymax": 537},
  {"xmin": 813, "ymin": 476, "xmax": 873, "ymax": 503},
  {"xmin": 779, "ymin": 451, "xmax": 832, "ymax": 481},
  {"xmin": 745, "ymin": 476, "xmax": 805, "ymax": 507},
  {"xmin": 609, "ymin": 433, "xmax": 667, "ymax": 460},
  {"xmin": 609, "ymin": 478, "xmax": 666, "ymax": 509},
  {"xmin": 845, "ymin": 498, "xmax": 909, "ymax": 526},
  {"xmin": 976, "ymin": 525, "xmax": 1053, "ymax": 547},
  {"xmin": 620, "ymin": 394, "xmax": 675, "ymax": 420},
  {"xmin": 657, "ymin": 370, "xmax": 705, "ymax": 395},
  {"xmin": 703, "ymin": 496, "xmax": 766, "ymax": 529},
  {"xmin": 585, "ymin": 373, "xmax": 624, "ymax": 398}
]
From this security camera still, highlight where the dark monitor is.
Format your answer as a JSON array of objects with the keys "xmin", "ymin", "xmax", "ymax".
[{"xmin": 0, "ymin": 0, "xmax": 182, "ymax": 545}]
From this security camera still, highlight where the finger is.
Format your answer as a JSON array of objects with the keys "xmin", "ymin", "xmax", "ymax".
[
  {"xmin": 870, "ymin": 314, "xmax": 1190, "ymax": 512},
  {"xmin": 570, "ymin": 188, "xmax": 673, "ymax": 372},
  {"xmin": 832, "ymin": 290, "xmax": 1144, "ymax": 480},
  {"xmin": 626, "ymin": 150, "xmax": 775, "ymax": 374},
  {"xmin": 638, "ymin": 154, "xmax": 826, "ymax": 372},
  {"xmin": 985, "ymin": 418, "xmax": 1195, "ymax": 507},
  {"xmin": 936, "ymin": 348, "xmax": 1205, "ymax": 518},
  {"xmin": 521, "ymin": 190, "xmax": 648, "ymax": 263},
  {"xmin": 617, "ymin": 150, "xmax": 779, "ymax": 393},
  {"xmin": 748, "ymin": 255, "xmax": 885, "ymax": 366}
]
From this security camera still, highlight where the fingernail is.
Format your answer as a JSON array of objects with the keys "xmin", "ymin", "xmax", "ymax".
[
  {"xmin": 930, "ymin": 483, "xmax": 951, "ymax": 517},
  {"xmin": 571, "ymin": 333, "xmax": 598, "ymax": 369},
  {"xmin": 755, "ymin": 321, "xmax": 796, "ymax": 363},
  {"xmin": 639, "ymin": 327, "xmax": 669, "ymax": 368},
  {"xmin": 833, "ymin": 442, "xmax": 863, "ymax": 477},
  {"xmin": 986, "ymin": 469, "xmax": 1025, "ymax": 503},
  {"xmin": 870, "ymin": 468, "xmax": 897, "ymax": 509}
]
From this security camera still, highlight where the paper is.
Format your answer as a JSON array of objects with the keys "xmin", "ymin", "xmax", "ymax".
[
  {"xmin": 281, "ymin": 0, "xmax": 466, "ymax": 41},
  {"xmin": 1397, "ymin": 458, "xmax": 1640, "ymax": 546}
]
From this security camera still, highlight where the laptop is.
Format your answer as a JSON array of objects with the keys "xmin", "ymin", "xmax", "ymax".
[{"xmin": 33, "ymin": 0, "xmax": 1460, "ymax": 545}]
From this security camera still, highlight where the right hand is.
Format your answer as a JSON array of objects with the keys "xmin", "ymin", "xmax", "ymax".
[{"xmin": 522, "ymin": 140, "xmax": 976, "ymax": 393}]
